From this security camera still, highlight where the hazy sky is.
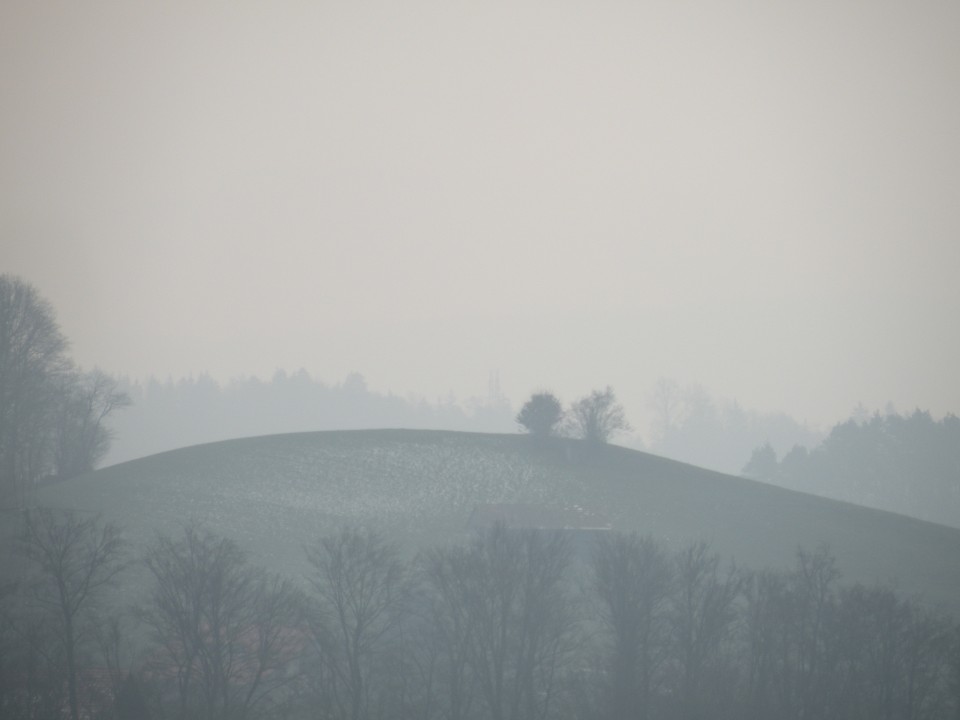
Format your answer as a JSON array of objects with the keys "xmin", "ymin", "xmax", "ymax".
[{"xmin": 3, "ymin": 0, "xmax": 959, "ymax": 433}]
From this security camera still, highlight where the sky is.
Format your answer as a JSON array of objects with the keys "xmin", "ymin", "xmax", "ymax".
[{"xmin": 2, "ymin": 0, "xmax": 959, "ymax": 435}]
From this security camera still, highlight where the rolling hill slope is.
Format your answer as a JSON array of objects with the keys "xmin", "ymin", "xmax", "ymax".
[{"xmin": 25, "ymin": 429, "xmax": 960, "ymax": 617}]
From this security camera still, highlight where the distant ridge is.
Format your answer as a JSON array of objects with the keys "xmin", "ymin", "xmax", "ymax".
[{"xmin": 27, "ymin": 428, "xmax": 960, "ymax": 617}]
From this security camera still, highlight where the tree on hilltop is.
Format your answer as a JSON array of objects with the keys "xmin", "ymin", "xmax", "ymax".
[
  {"xmin": 516, "ymin": 392, "xmax": 564, "ymax": 438},
  {"xmin": 567, "ymin": 386, "xmax": 630, "ymax": 444}
]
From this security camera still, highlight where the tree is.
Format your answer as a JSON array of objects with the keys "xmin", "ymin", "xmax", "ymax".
[
  {"xmin": 592, "ymin": 532, "xmax": 673, "ymax": 720},
  {"xmin": 0, "ymin": 578, "xmax": 67, "ymax": 720},
  {"xmin": 827, "ymin": 583, "xmax": 954, "ymax": 720},
  {"xmin": 141, "ymin": 523, "xmax": 304, "ymax": 720},
  {"xmin": 668, "ymin": 541, "xmax": 742, "ymax": 720},
  {"xmin": 0, "ymin": 275, "xmax": 71, "ymax": 506},
  {"xmin": 425, "ymin": 523, "xmax": 578, "ymax": 720},
  {"xmin": 567, "ymin": 387, "xmax": 630, "ymax": 444},
  {"xmin": 53, "ymin": 369, "xmax": 131, "ymax": 480},
  {"xmin": 305, "ymin": 527, "xmax": 410, "ymax": 720},
  {"xmin": 790, "ymin": 545, "xmax": 840, "ymax": 720},
  {"xmin": 0, "ymin": 276, "xmax": 129, "ymax": 503},
  {"xmin": 516, "ymin": 392, "xmax": 564, "ymax": 438},
  {"xmin": 740, "ymin": 569, "xmax": 794, "ymax": 720},
  {"xmin": 16, "ymin": 509, "xmax": 126, "ymax": 720},
  {"xmin": 421, "ymin": 544, "xmax": 480, "ymax": 720},
  {"xmin": 745, "ymin": 409, "xmax": 960, "ymax": 528},
  {"xmin": 741, "ymin": 442, "xmax": 778, "ymax": 481}
]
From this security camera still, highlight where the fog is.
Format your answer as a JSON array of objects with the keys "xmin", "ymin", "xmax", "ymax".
[
  {"xmin": 3, "ymin": 5, "xmax": 960, "ymax": 715},
  {"xmin": 3, "ymin": 0, "xmax": 959, "ymax": 436},
  {"xmin": 102, "ymin": 370, "xmax": 823, "ymax": 477}
]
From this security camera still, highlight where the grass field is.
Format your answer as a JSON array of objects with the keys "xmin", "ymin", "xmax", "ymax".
[{"xmin": 26, "ymin": 429, "xmax": 960, "ymax": 617}]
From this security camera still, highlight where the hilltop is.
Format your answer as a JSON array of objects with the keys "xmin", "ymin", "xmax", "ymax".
[{"xmin": 28, "ymin": 429, "xmax": 960, "ymax": 616}]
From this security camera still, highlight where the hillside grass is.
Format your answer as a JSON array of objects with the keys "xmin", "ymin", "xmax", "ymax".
[{"xmin": 23, "ymin": 429, "xmax": 960, "ymax": 617}]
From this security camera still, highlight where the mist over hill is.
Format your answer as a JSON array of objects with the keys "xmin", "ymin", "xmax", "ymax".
[
  {"xmin": 104, "ymin": 371, "xmax": 516, "ymax": 466},
  {"xmin": 104, "ymin": 372, "xmax": 821, "ymax": 477},
  {"xmin": 33, "ymin": 429, "xmax": 960, "ymax": 618},
  {"xmin": 745, "ymin": 409, "xmax": 960, "ymax": 528},
  {"xmin": 645, "ymin": 378, "xmax": 824, "ymax": 475},
  {"xmin": 99, "ymin": 373, "xmax": 956, "ymax": 530}
]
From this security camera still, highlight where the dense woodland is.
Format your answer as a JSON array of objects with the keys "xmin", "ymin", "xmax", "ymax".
[
  {"xmin": 744, "ymin": 410, "xmax": 960, "ymax": 528},
  {"xmin": 2, "ymin": 510, "xmax": 959, "ymax": 720}
]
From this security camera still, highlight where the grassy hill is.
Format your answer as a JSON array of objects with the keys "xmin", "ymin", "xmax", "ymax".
[{"xmin": 25, "ymin": 429, "xmax": 960, "ymax": 617}]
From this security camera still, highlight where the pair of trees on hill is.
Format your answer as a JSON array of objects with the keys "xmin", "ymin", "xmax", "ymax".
[
  {"xmin": 516, "ymin": 387, "xmax": 630, "ymax": 444},
  {"xmin": 0, "ymin": 275, "xmax": 129, "ymax": 507}
]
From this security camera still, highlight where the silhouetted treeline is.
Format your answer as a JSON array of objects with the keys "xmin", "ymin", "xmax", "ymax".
[
  {"xmin": 105, "ymin": 370, "xmax": 515, "ymax": 466},
  {"xmin": 3, "ymin": 511, "xmax": 959, "ymax": 720},
  {"xmin": 744, "ymin": 409, "xmax": 960, "ymax": 528}
]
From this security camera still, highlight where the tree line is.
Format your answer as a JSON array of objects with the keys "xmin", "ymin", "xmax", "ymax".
[
  {"xmin": 3, "ymin": 510, "xmax": 959, "ymax": 720},
  {"xmin": 744, "ymin": 409, "xmax": 960, "ymax": 528},
  {"xmin": 0, "ymin": 275, "xmax": 129, "ymax": 508}
]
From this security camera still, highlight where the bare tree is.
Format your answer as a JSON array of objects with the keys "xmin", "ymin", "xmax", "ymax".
[
  {"xmin": 827, "ymin": 583, "xmax": 955, "ymax": 720},
  {"xmin": 3, "ymin": 616, "xmax": 71, "ymax": 719},
  {"xmin": 0, "ymin": 276, "xmax": 71, "ymax": 507},
  {"xmin": 141, "ymin": 524, "xmax": 304, "ymax": 720},
  {"xmin": 516, "ymin": 392, "xmax": 564, "ymax": 439},
  {"xmin": 53, "ymin": 369, "xmax": 130, "ymax": 480},
  {"xmin": 305, "ymin": 527, "xmax": 409, "ymax": 720},
  {"xmin": 592, "ymin": 532, "xmax": 673, "ymax": 720},
  {"xmin": 740, "ymin": 569, "xmax": 795, "ymax": 720},
  {"xmin": 791, "ymin": 545, "xmax": 839, "ymax": 720},
  {"xmin": 421, "ymin": 543, "xmax": 479, "ymax": 720},
  {"xmin": 0, "ymin": 578, "xmax": 68, "ymax": 720},
  {"xmin": 668, "ymin": 541, "xmax": 742, "ymax": 720},
  {"xmin": 15, "ymin": 508, "xmax": 126, "ymax": 720},
  {"xmin": 567, "ymin": 387, "xmax": 630, "ymax": 444},
  {"xmin": 0, "ymin": 277, "xmax": 129, "ymax": 503},
  {"xmin": 426, "ymin": 523, "xmax": 578, "ymax": 720}
]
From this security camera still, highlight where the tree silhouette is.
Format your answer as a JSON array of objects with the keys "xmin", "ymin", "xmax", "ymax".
[
  {"xmin": 592, "ymin": 532, "xmax": 672, "ymax": 720},
  {"xmin": 0, "ymin": 275, "xmax": 70, "ymax": 506},
  {"xmin": 567, "ymin": 387, "xmax": 630, "ymax": 444},
  {"xmin": 305, "ymin": 528, "xmax": 409, "ymax": 720},
  {"xmin": 516, "ymin": 392, "xmax": 564, "ymax": 438},
  {"xmin": 17, "ymin": 509, "xmax": 126, "ymax": 720},
  {"xmin": 141, "ymin": 524, "xmax": 303, "ymax": 720}
]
